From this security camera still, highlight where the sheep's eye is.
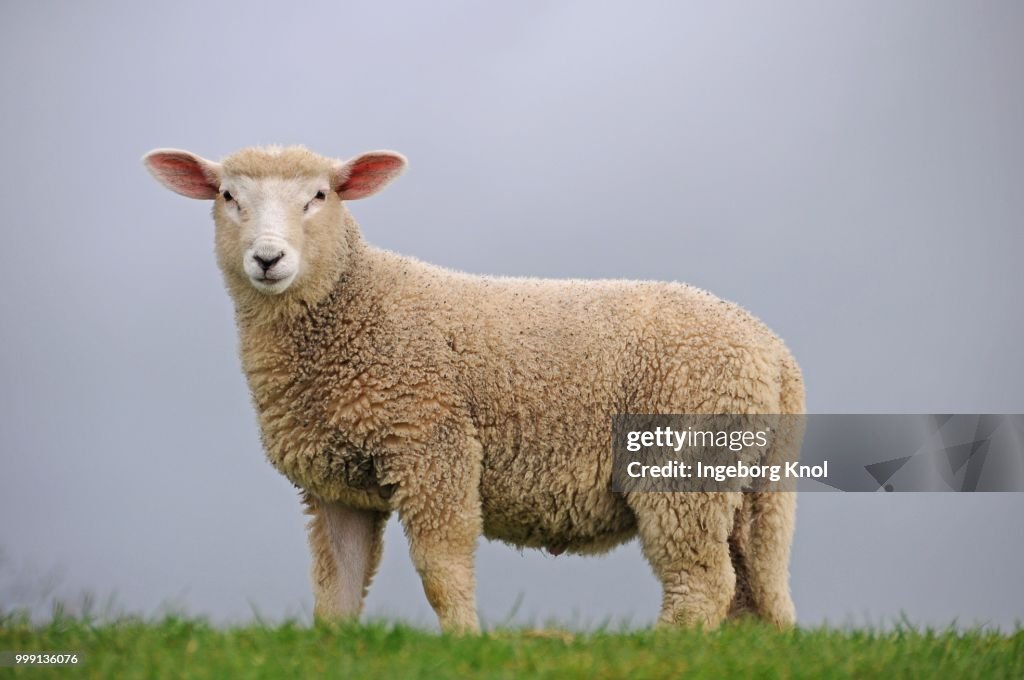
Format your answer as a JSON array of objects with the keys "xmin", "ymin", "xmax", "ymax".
[
  {"xmin": 222, "ymin": 190, "xmax": 233, "ymax": 202},
  {"xmin": 304, "ymin": 191, "xmax": 327, "ymax": 213}
]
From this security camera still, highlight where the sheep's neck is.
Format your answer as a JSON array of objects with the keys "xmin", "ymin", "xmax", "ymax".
[
  {"xmin": 233, "ymin": 242, "xmax": 387, "ymax": 430},
  {"xmin": 235, "ymin": 251, "xmax": 369, "ymax": 369}
]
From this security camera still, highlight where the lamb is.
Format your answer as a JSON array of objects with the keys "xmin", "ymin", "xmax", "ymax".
[{"xmin": 142, "ymin": 145, "xmax": 804, "ymax": 633}]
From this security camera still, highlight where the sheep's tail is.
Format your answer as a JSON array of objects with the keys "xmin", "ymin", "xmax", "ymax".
[{"xmin": 778, "ymin": 352, "xmax": 806, "ymax": 416}]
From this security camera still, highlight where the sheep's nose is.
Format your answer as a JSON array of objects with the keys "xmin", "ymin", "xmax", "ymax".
[{"xmin": 254, "ymin": 252, "xmax": 284, "ymax": 272}]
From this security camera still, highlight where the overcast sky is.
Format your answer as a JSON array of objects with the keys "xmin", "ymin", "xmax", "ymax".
[{"xmin": 1, "ymin": 1, "xmax": 1022, "ymax": 630}]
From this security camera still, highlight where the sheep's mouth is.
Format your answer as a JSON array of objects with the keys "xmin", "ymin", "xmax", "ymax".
[{"xmin": 249, "ymin": 272, "xmax": 296, "ymax": 294}]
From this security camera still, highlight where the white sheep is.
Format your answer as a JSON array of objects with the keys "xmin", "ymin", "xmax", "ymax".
[{"xmin": 143, "ymin": 145, "xmax": 804, "ymax": 632}]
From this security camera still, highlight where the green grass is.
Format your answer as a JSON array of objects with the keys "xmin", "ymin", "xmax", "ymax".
[{"xmin": 1, "ymin": 612, "xmax": 1021, "ymax": 679}]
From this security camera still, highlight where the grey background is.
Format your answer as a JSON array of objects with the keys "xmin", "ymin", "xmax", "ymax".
[{"xmin": 1, "ymin": 1, "xmax": 1022, "ymax": 629}]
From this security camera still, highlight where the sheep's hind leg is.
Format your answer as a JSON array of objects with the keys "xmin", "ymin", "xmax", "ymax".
[
  {"xmin": 631, "ymin": 492, "xmax": 740, "ymax": 628},
  {"xmin": 304, "ymin": 493, "xmax": 388, "ymax": 621},
  {"xmin": 743, "ymin": 491, "xmax": 797, "ymax": 628},
  {"xmin": 739, "ymin": 399, "xmax": 800, "ymax": 628},
  {"xmin": 727, "ymin": 497, "xmax": 757, "ymax": 619}
]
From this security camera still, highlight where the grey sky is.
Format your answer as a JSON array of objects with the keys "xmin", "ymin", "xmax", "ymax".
[{"xmin": 1, "ymin": 1, "xmax": 1022, "ymax": 629}]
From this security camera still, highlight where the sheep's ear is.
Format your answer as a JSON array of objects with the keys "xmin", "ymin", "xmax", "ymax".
[
  {"xmin": 332, "ymin": 151, "xmax": 407, "ymax": 200},
  {"xmin": 142, "ymin": 149, "xmax": 222, "ymax": 200}
]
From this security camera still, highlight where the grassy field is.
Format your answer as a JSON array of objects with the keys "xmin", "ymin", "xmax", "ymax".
[{"xmin": 1, "ymin": 612, "xmax": 1021, "ymax": 679}]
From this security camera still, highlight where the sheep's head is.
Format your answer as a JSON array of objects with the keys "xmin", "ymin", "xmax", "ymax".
[{"xmin": 143, "ymin": 146, "xmax": 406, "ymax": 298}]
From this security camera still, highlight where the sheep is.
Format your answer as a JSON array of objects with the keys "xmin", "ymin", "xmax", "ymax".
[{"xmin": 142, "ymin": 145, "xmax": 804, "ymax": 633}]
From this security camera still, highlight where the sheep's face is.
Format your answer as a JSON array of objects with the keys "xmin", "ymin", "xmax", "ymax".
[
  {"xmin": 143, "ymin": 146, "xmax": 406, "ymax": 298},
  {"xmin": 212, "ymin": 174, "xmax": 327, "ymax": 295}
]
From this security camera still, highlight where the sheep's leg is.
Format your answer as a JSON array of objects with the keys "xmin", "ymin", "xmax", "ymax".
[
  {"xmin": 736, "ymin": 356, "xmax": 802, "ymax": 629},
  {"xmin": 727, "ymin": 493, "xmax": 797, "ymax": 628},
  {"xmin": 407, "ymin": 524, "xmax": 479, "ymax": 634},
  {"xmin": 727, "ymin": 497, "xmax": 756, "ymax": 618},
  {"xmin": 738, "ymin": 390, "xmax": 800, "ymax": 628},
  {"xmin": 304, "ymin": 494, "xmax": 388, "ymax": 620},
  {"xmin": 743, "ymin": 491, "xmax": 797, "ymax": 628},
  {"xmin": 391, "ymin": 438, "xmax": 483, "ymax": 634},
  {"xmin": 631, "ymin": 492, "xmax": 740, "ymax": 628}
]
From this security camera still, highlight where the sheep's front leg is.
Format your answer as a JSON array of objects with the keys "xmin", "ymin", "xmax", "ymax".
[
  {"xmin": 304, "ymin": 493, "xmax": 388, "ymax": 620},
  {"xmin": 391, "ymin": 436, "xmax": 483, "ymax": 634}
]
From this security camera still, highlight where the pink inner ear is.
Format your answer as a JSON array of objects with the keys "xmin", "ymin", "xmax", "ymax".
[
  {"xmin": 337, "ymin": 155, "xmax": 404, "ymax": 200},
  {"xmin": 148, "ymin": 154, "xmax": 219, "ymax": 199}
]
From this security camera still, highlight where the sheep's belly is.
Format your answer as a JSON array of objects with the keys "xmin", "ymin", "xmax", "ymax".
[{"xmin": 478, "ymin": 473, "xmax": 637, "ymax": 554}]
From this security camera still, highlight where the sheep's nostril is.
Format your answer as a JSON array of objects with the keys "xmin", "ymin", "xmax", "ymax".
[{"xmin": 254, "ymin": 252, "xmax": 284, "ymax": 272}]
